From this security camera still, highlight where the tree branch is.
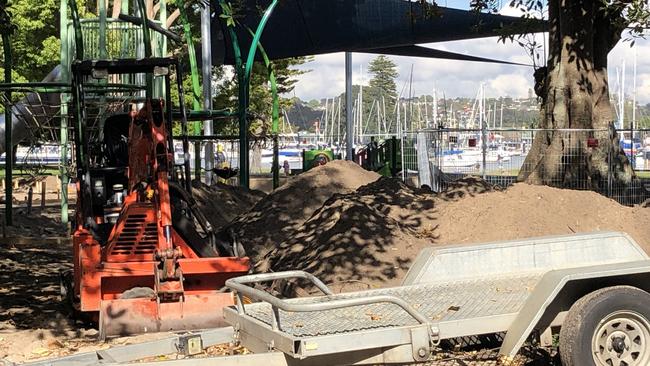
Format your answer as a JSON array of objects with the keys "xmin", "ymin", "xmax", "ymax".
[{"xmin": 166, "ymin": 8, "xmax": 180, "ymax": 28}]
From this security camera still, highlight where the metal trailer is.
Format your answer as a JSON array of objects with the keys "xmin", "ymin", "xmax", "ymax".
[{"xmin": 13, "ymin": 231, "xmax": 650, "ymax": 366}]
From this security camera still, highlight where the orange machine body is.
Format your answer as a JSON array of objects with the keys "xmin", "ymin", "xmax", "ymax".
[{"xmin": 72, "ymin": 100, "xmax": 248, "ymax": 337}]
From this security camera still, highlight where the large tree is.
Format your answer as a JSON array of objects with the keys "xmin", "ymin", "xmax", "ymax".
[
  {"xmin": 366, "ymin": 55, "xmax": 399, "ymax": 132},
  {"xmin": 212, "ymin": 56, "xmax": 312, "ymax": 137},
  {"xmin": 473, "ymin": 0, "xmax": 650, "ymax": 190}
]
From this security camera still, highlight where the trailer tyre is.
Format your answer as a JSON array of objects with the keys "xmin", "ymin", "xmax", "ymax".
[{"xmin": 559, "ymin": 286, "xmax": 650, "ymax": 366}]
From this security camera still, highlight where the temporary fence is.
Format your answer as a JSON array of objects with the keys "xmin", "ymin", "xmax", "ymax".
[
  {"xmin": 402, "ymin": 127, "xmax": 650, "ymax": 206},
  {"xmin": 169, "ymin": 128, "xmax": 650, "ymax": 206}
]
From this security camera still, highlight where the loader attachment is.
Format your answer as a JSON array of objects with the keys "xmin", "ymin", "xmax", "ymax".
[{"xmin": 99, "ymin": 292, "xmax": 235, "ymax": 338}]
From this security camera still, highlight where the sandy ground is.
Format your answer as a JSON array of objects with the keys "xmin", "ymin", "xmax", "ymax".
[{"xmin": 0, "ymin": 208, "xmax": 180, "ymax": 364}]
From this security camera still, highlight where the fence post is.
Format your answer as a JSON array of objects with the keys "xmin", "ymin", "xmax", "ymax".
[
  {"xmin": 41, "ymin": 181, "xmax": 46, "ymax": 209},
  {"xmin": 194, "ymin": 141, "xmax": 201, "ymax": 181},
  {"xmin": 27, "ymin": 186, "xmax": 33, "ymax": 214},
  {"xmin": 607, "ymin": 123, "xmax": 614, "ymax": 198},
  {"xmin": 481, "ymin": 119, "xmax": 487, "ymax": 180},
  {"xmin": 432, "ymin": 130, "xmax": 441, "ymax": 192}
]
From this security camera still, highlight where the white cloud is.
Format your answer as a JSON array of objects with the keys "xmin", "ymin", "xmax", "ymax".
[
  {"xmin": 487, "ymin": 74, "xmax": 533, "ymax": 98},
  {"xmin": 290, "ymin": 30, "xmax": 650, "ymax": 105}
]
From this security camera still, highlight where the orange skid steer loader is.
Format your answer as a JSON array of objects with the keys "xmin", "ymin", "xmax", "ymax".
[{"xmin": 62, "ymin": 58, "xmax": 249, "ymax": 338}]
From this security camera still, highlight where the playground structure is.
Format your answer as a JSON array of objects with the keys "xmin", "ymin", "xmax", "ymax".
[
  {"xmin": 0, "ymin": 0, "xmax": 286, "ymax": 226},
  {"xmin": 0, "ymin": 0, "xmax": 287, "ymax": 338}
]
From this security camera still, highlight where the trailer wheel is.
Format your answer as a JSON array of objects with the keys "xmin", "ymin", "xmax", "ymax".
[{"xmin": 559, "ymin": 286, "xmax": 650, "ymax": 366}]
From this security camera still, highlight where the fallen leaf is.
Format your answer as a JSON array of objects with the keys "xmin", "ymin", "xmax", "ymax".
[
  {"xmin": 31, "ymin": 347, "xmax": 51, "ymax": 356},
  {"xmin": 47, "ymin": 339, "xmax": 64, "ymax": 349}
]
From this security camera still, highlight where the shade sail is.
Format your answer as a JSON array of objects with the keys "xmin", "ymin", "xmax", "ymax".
[
  {"xmin": 211, "ymin": 0, "xmax": 545, "ymax": 64},
  {"xmin": 362, "ymin": 45, "xmax": 531, "ymax": 66}
]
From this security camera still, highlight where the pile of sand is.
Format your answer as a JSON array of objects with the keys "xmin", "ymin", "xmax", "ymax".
[
  {"xmin": 191, "ymin": 181, "xmax": 265, "ymax": 232},
  {"xmin": 256, "ymin": 175, "xmax": 650, "ymax": 293},
  {"xmin": 223, "ymin": 160, "xmax": 380, "ymax": 262},
  {"xmin": 256, "ymin": 177, "xmax": 435, "ymax": 292},
  {"xmin": 435, "ymin": 182, "xmax": 650, "ymax": 248}
]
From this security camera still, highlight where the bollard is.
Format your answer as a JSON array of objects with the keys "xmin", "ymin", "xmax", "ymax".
[{"xmin": 27, "ymin": 186, "xmax": 33, "ymax": 214}]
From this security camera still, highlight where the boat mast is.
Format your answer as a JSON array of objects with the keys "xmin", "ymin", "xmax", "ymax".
[
  {"xmin": 381, "ymin": 95, "xmax": 390, "ymax": 136},
  {"xmin": 359, "ymin": 64, "xmax": 363, "ymax": 144},
  {"xmin": 337, "ymin": 96, "xmax": 342, "ymax": 147},
  {"xmin": 433, "ymin": 84, "xmax": 438, "ymax": 128},
  {"xmin": 632, "ymin": 46, "xmax": 637, "ymax": 132},
  {"xmin": 324, "ymin": 98, "xmax": 329, "ymax": 145},
  {"xmin": 500, "ymin": 98, "xmax": 504, "ymax": 129}
]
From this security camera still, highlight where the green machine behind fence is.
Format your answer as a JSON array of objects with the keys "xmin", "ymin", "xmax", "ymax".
[
  {"xmin": 358, "ymin": 137, "xmax": 403, "ymax": 177},
  {"xmin": 302, "ymin": 148, "xmax": 337, "ymax": 172}
]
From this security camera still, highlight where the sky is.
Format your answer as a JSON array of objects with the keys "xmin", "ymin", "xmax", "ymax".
[{"xmin": 288, "ymin": 2, "xmax": 650, "ymax": 105}]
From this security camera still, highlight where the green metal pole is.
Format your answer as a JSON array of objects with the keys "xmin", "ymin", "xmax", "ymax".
[
  {"xmin": 160, "ymin": 0, "xmax": 167, "ymax": 56},
  {"xmin": 68, "ymin": 0, "xmax": 83, "ymax": 59},
  {"xmin": 136, "ymin": 0, "xmax": 153, "ymax": 99},
  {"xmin": 218, "ymin": 0, "xmax": 245, "ymax": 187},
  {"xmin": 175, "ymin": 0, "xmax": 202, "ymax": 180},
  {"xmin": 59, "ymin": 0, "xmax": 69, "ymax": 224},
  {"xmin": 239, "ymin": 0, "xmax": 279, "ymax": 189},
  {"xmin": 266, "ymin": 57, "xmax": 280, "ymax": 190},
  {"xmin": 99, "ymin": 0, "xmax": 107, "ymax": 59},
  {"xmin": 98, "ymin": 0, "xmax": 107, "ymax": 146},
  {"xmin": 136, "ymin": 0, "xmax": 151, "ymax": 57},
  {"xmin": 175, "ymin": 0, "xmax": 201, "ymax": 113},
  {"xmin": 245, "ymin": 27, "xmax": 279, "ymax": 189},
  {"xmin": 2, "ymin": 33, "xmax": 12, "ymax": 226}
]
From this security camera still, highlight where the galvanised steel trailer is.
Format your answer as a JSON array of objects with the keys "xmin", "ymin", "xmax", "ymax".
[{"xmin": 14, "ymin": 232, "xmax": 650, "ymax": 366}]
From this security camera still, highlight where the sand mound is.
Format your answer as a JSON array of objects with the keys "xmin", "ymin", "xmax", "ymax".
[
  {"xmin": 257, "ymin": 177, "xmax": 436, "ymax": 292},
  {"xmin": 191, "ymin": 181, "xmax": 265, "ymax": 232},
  {"xmin": 436, "ymin": 183, "xmax": 650, "ymax": 249},
  {"xmin": 437, "ymin": 176, "xmax": 499, "ymax": 202},
  {"xmin": 225, "ymin": 160, "xmax": 381, "ymax": 262},
  {"xmin": 258, "ymin": 176, "xmax": 650, "ymax": 293}
]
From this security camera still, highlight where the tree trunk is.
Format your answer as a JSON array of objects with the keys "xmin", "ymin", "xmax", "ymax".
[{"xmin": 517, "ymin": 0, "xmax": 634, "ymax": 191}]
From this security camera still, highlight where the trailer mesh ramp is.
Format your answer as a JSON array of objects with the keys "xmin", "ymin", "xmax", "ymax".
[{"xmin": 241, "ymin": 273, "xmax": 541, "ymax": 338}]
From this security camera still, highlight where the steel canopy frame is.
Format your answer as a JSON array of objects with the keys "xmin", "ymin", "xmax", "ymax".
[
  {"xmin": 243, "ymin": 26, "xmax": 280, "ymax": 189},
  {"xmin": 219, "ymin": 0, "xmax": 281, "ymax": 189},
  {"xmin": 65, "ymin": 0, "xmax": 281, "ymax": 191}
]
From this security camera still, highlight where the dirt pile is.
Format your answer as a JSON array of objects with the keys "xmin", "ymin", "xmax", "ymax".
[
  {"xmin": 256, "ymin": 177, "xmax": 436, "ymax": 292},
  {"xmin": 438, "ymin": 176, "xmax": 499, "ymax": 202},
  {"xmin": 436, "ymin": 182, "xmax": 650, "ymax": 249},
  {"xmin": 225, "ymin": 160, "xmax": 381, "ymax": 262},
  {"xmin": 191, "ymin": 181, "xmax": 266, "ymax": 232},
  {"xmin": 257, "ymin": 175, "xmax": 650, "ymax": 292}
]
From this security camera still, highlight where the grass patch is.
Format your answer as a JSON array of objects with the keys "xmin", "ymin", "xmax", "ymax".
[{"xmin": 636, "ymin": 170, "xmax": 650, "ymax": 179}]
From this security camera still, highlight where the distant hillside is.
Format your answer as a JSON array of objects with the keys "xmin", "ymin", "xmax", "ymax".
[{"xmin": 284, "ymin": 99, "xmax": 322, "ymax": 132}]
